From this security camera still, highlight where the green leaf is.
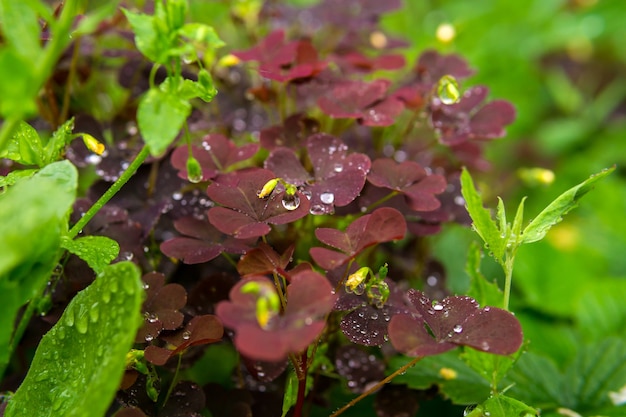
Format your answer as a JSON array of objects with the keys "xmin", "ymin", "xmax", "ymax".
[
  {"xmin": 576, "ymin": 279, "xmax": 626, "ymax": 341},
  {"xmin": 178, "ymin": 22, "xmax": 225, "ymax": 49},
  {"xmin": 73, "ymin": 0, "xmax": 122, "ymax": 36},
  {"xmin": 511, "ymin": 197, "xmax": 526, "ymax": 245},
  {"xmin": 466, "ymin": 241, "xmax": 503, "ymax": 308},
  {"xmin": 466, "ymin": 394, "xmax": 537, "ymax": 417},
  {"xmin": 390, "ymin": 351, "xmax": 491, "ymax": 405},
  {"xmin": 460, "ymin": 168, "xmax": 506, "ymax": 261},
  {"xmin": 0, "ymin": 161, "xmax": 77, "ymax": 377},
  {"xmin": 521, "ymin": 167, "xmax": 615, "ymax": 244},
  {"xmin": 506, "ymin": 338, "xmax": 626, "ymax": 413},
  {"xmin": 5, "ymin": 262, "xmax": 144, "ymax": 417},
  {"xmin": 460, "ymin": 346, "xmax": 522, "ymax": 390},
  {"xmin": 61, "ymin": 236, "xmax": 120, "ymax": 274},
  {"xmin": 0, "ymin": 121, "xmax": 44, "ymax": 166},
  {"xmin": 0, "ymin": 49, "xmax": 39, "ymax": 117},
  {"xmin": 0, "ymin": 0, "xmax": 43, "ymax": 62},
  {"xmin": 122, "ymin": 8, "xmax": 168, "ymax": 64},
  {"xmin": 0, "ymin": 169, "xmax": 37, "ymax": 188},
  {"xmin": 43, "ymin": 118, "xmax": 76, "ymax": 165},
  {"xmin": 282, "ymin": 370, "xmax": 299, "ymax": 417},
  {"xmin": 138, "ymin": 87, "xmax": 191, "ymax": 156}
]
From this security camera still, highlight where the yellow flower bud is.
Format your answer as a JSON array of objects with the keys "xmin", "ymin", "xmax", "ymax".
[
  {"xmin": 258, "ymin": 178, "xmax": 279, "ymax": 198},
  {"xmin": 82, "ymin": 134, "xmax": 105, "ymax": 155}
]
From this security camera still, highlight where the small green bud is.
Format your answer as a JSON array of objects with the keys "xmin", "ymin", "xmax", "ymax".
[
  {"xmin": 186, "ymin": 155, "xmax": 203, "ymax": 183},
  {"xmin": 437, "ymin": 75, "xmax": 461, "ymax": 105}
]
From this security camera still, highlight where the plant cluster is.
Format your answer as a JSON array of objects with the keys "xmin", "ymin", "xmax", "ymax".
[{"xmin": 0, "ymin": 1, "xmax": 617, "ymax": 417}]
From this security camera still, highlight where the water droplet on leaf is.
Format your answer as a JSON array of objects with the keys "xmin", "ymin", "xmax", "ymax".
[
  {"xmin": 182, "ymin": 331, "xmax": 191, "ymax": 340},
  {"xmin": 281, "ymin": 193, "xmax": 300, "ymax": 210},
  {"xmin": 320, "ymin": 192, "xmax": 335, "ymax": 204},
  {"xmin": 453, "ymin": 324, "xmax": 463, "ymax": 333}
]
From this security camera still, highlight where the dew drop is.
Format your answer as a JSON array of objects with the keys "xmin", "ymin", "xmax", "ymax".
[
  {"xmin": 182, "ymin": 331, "xmax": 191, "ymax": 340},
  {"xmin": 333, "ymin": 163, "xmax": 344, "ymax": 172},
  {"xmin": 481, "ymin": 341, "xmax": 490, "ymax": 351},
  {"xmin": 145, "ymin": 334, "xmax": 155, "ymax": 342},
  {"xmin": 370, "ymin": 312, "xmax": 379, "ymax": 320},
  {"xmin": 484, "ymin": 306, "xmax": 491, "ymax": 311},
  {"xmin": 281, "ymin": 194, "xmax": 300, "ymax": 211},
  {"xmin": 89, "ymin": 305, "xmax": 99, "ymax": 323},
  {"xmin": 453, "ymin": 324, "xmax": 463, "ymax": 333},
  {"xmin": 76, "ymin": 311, "xmax": 89, "ymax": 334},
  {"xmin": 433, "ymin": 303, "xmax": 444, "ymax": 311},
  {"xmin": 310, "ymin": 204, "xmax": 326, "ymax": 215},
  {"xmin": 65, "ymin": 310, "xmax": 75, "ymax": 327},
  {"xmin": 427, "ymin": 275, "xmax": 438, "ymax": 286},
  {"xmin": 85, "ymin": 154, "xmax": 102, "ymax": 165},
  {"xmin": 302, "ymin": 190, "xmax": 312, "ymax": 200},
  {"xmin": 147, "ymin": 313, "xmax": 159, "ymax": 323},
  {"xmin": 454, "ymin": 196, "xmax": 465, "ymax": 206},
  {"xmin": 172, "ymin": 192, "xmax": 183, "ymax": 201},
  {"xmin": 320, "ymin": 192, "xmax": 335, "ymax": 204}
]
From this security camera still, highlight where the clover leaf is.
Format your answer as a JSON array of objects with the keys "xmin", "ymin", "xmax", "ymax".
[{"xmin": 310, "ymin": 207, "xmax": 407, "ymax": 270}]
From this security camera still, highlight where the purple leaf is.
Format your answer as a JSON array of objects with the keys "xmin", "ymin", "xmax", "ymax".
[
  {"xmin": 367, "ymin": 158, "xmax": 447, "ymax": 211},
  {"xmin": 318, "ymin": 79, "xmax": 404, "ymax": 126},
  {"xmin": 160, "ymin": 216, "xmax": 256, "ymax": 264},
  {"xmin": 206, "ymin": 169, "xmax": 310, "ymax": 238},
  {"xmin": 310, "ymin": 207, "xmax": 406, "ymax": 270},
  {"xmin": 265, "ymin": 134, "xmax": 371, "ymax": 214},
  {"xmin": 171, "ymin": 134, "xmax": 259, "ymax": 182},
  {"xmin": 388, "ymin": 289, "xmax": 523, "ymax": 356},
  {"xmin": 216, "ymin": 272, "xmax": 336, "ymax": 362}
]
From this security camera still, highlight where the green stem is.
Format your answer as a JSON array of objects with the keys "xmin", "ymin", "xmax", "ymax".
[
  {"xmin": 162, "ymin": 352, "xmax": 184, "ymax": 406},
  {"xmin": 68, "ymin": 146, "xmax": 150, "ymax": 238},
  {"xmin": 329, "ymin": 356, "xmax": 423, "ymax": 417},
  {"xmin": 502, "ymin": 252, "xmax": 516, "ymax": 311}
]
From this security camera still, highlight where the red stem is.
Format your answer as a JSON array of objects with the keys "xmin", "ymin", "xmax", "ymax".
[{"xmin": 292, "ymin": 352, "xmax": 308, "ymax": 417}]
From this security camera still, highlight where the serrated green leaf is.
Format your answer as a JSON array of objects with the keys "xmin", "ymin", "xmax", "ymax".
[
  {"xmin": 0, "ymin": 161, "xmax": 77, "ymax": 377},
  {"xmin": 5, "ymin": 261, "xmax": 144, "ymax": 417},
  {"xmin": 121, "ymin": 8, "xmax": 170, "ymax": 64},
  {"xmin": 0, "ymin": 169, "xmax": 37, "ymax": 188},
  {"xmin": 61, "ymin": 236, "xmax": 120, "ymax": 274},
  {"xmin": 390, "ymin": 351, "xmax": 491, "ymax": 405},
  {"xmin": 178, "ymin": 22, "xmax": 225, "ymax": 49},
  {"xmin": 521, "ymin": 167, "xmax": 614, "ymax": 244},
  {"xmin": 477, "ymin": 394, "xmax": 537, "ymax": 417},
  {"xmin": 0, "ymin": 121, "xmax": 44, "ymax": 166},
  {"xmin": 506, "ymin": 338, "xmax": 626, "ymax": 413},
  {"xmin": 138, "ymin": 88, "xmax": 191, "ymax": 156},
  {"xmin": 466, "ymin": 241, "xmax": 503, "ymax": 308},
  {"xmin": 576, "ymin": 279, "xmax": 626, "ymax": 341},
  {"xmin": 460, "ymin": 168, "xmax": 506, "ymax": 261},
  {"xmin": 43, "ymin": 118, "xmax": 75, "ymax": 165},
  {"xmin": 460, "ymin": 346, "xmax": 522, "ymax": 390},
  {"xmin": 511, "ymin": 197, "xmax": 526, "ymax": 245}
]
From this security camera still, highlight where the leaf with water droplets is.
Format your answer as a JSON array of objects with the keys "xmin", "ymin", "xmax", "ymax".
[
  {"xmin": 5, "ymin": 262, "xmax": 144, "ymax": 417},
  {"xmin": 0, "ymin": 161, "xmax": 77, "ymax": 378},
  {"xmin": 61, "ymin": 235, "xmax": 120, "ymax": 274},
  {"xmin": 310, "ymin": 207, "xmax": 406, "ymax": 270},
  {"xmin": 389, "ymin": 289, "xmax": 523, "ymax": 357}
]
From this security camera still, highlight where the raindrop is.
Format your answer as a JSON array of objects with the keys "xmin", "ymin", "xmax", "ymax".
[
  {"xmin": 301, "ymin": 190, "xmax": 312, "ymax": 200},
  {"xmin": 310, "ymin": 204, "xmax": 326, "ymax": 215},
  {"xmin": 65, "ymin": 310, "xmax": 75, "ymax": 327},
  {"xmin": 427, "ymin": 275, "xmax": 438, "ymax": 286},
  {"xmin": 433, "ymin": 303, "xmax": 444, "ymax": 311},
  {"xmin": 202, "ymin": 142, "xmax": 211, "ymax": 151},
  {"xmin": 333, "ymin": 163, "xmax": 344, "ymax": 172},
  {"xmin": 147, "ymin": 313, "xmax": 159, "ymax": 323},
  {"xmin": 145, "ymin": 334, "xmax": 155, "ymax": 342},
  {"xmin": 453, "ymin": 324, "xmax": 463, "ymax": 333},
  {"xmin": 481, "ymin": 341, "xmax": 490, "ymax": 351},
  {"xmin": 85, "ymin": 154, "xmax": 102, "ymax": 165},
  {"xmin": 320, "ymin": 192, "xmax": 335, "ymax": 204},
  {"xmin": 484, "ymin": 306, "xmax": 491, "ymax": 311},
  {"xmin": 182, "ymin": 331, "xmax": 191, "ymax": 340},
  {"xmin": 76, "ymin": 312, "xmax": 89, "ymax": 334},
  {"xmin": 370, "ymin": 312, "xmax": 379, "ymax": 320},
  {"xmin": 454, "ymin": 196, "xmax": 465, "ymax": 206},
  {"xmin": 172, "ymin": 192, "xmax": 183, "ymax": 201},
  {"xmin": 89, "ymin": 306, "xmax": 99, "ymax": 323},
  {"xmin": 282, "ymin": 193, "xmax": 301, "ymax": 210},
  {"xmin": 353, "ymin": 282, "xmax": 366, "ymax": 295}
]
